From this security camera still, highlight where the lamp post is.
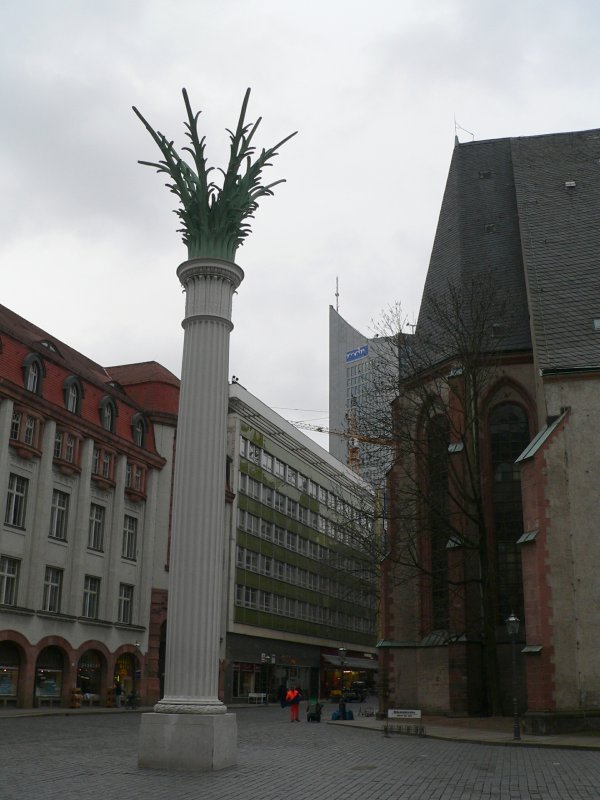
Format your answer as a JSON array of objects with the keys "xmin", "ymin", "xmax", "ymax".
[
  {"xmin": 505, "ymin": 612, "xmax": 521, "ymax": 741},
  {"xmin": 338, "ymin": 647, "xmax": 347, "ymax": 721}
]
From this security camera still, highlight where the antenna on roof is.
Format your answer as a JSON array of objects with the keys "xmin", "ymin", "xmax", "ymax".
[
  {"xmin": 335, "ymin": 276, "xmax": 339, "ymax": 312},
  {"xmin": 454, "ymin": 114, "xmax": 475, "ymax": 143}
]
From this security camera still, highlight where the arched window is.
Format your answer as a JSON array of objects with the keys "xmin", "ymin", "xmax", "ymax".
[
  {"xmin": 131, "ymin": 414, "xmax": 147, "ymax": 448},
  {"xmin": 99, "ymin": 396, "xmax": 117, "ymax": 433},
  {"xmin": 489, "ymin": 403, "xmax": 530, "ymax": 623},
  {"xmin": 22, "ymin": 354, "xmax": 45, "ymax": 395},
  {"xmin": 63, "ymin": 376, "xmax": 83, "ymax": 415},
  {"xmin": 426, "ymin": 414, "xmax": 450, "ymax": 631}
]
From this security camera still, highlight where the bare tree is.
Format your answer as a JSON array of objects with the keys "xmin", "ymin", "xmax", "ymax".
[{"xmin": 331, "ymin": 274, "xmax": 513, "ymax": 715}]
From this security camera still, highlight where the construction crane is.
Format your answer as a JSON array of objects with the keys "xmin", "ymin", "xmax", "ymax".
[{"xmin": 290, "ymin": 419, "xmax": 393, "ymax": 473}]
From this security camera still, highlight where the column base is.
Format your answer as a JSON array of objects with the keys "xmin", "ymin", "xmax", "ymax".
[{"xmin": 138, "ymin": 711, "xmax": 237, "ymax": 772}]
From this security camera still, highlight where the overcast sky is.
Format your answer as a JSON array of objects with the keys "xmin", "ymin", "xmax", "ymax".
[{"xmin": 2, "ymin": 0, "xmax": 600, "ymax": 445}]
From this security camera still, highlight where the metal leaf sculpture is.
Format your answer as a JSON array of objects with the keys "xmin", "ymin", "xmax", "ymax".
[{"xmin": 133, "ymin": 89, "xmax": 297, "ymax": 261}]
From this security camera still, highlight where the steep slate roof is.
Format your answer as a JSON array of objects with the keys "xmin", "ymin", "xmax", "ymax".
[
  {"xmin": 417, "ymin": 128, "xmax": 600, "ymax": 373},
  {"xmin": 416, "ymin": 136, "xmax": 532, "ymax": 362},
  {"xmin": 511, "ymin": 129, "xmax": 600, "ymax": 372}
]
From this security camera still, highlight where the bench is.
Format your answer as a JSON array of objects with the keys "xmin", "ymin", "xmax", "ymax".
[{"xmin": 247, "ymin": 692, "xmax": 267, "ymax": 704}]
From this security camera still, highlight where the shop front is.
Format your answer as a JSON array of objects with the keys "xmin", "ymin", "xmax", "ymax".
[
  {"xmin": 321, "ymin": 650, "xmax": 378, "ymax": 700},
  {"xmin": 77, "ymin": 650, "xmax": 105, "ymax": 704},
  {"xmin": 0, "ymin": 641, "xmax": 20, "ymax": 707},
  {"xmin": 226, "ymin": 634, "xmax": 320, "ymax": 704},
  {"xmin": 35, "ymin": 646, "xmax": 65, "ymax": 707},
  {"xmin": 114, "ymin": 652, "xmax": 140, "ymax": 699}
]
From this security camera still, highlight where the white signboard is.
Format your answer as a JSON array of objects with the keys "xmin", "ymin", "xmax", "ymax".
[{"xmin": 387, "ymin": 709, "xmax": 422, "ymax": 719}]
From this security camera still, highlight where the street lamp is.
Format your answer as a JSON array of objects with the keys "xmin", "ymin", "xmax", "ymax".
[
  {"xmin": 338, "ymin": 647, "xmax": 347, "ymax": 721},
  {"xmin": 505, "ymin": 612, "xmax": 521, "ymax": 741}
]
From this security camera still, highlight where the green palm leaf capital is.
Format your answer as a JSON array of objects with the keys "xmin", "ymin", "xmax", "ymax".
[{"xmin": 133, "ymin": 88, "xmax": 297, "ymax": 261}]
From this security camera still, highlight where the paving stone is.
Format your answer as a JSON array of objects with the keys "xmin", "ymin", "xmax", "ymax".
[{"xmin": 2, "ymin": 706, "xmax": 600, "ymax": 799}]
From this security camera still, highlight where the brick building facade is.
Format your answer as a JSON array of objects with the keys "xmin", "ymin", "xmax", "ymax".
[
  {"xmin": 380, "ymin": 129, "xmax": 600, "ymax": 732},
  {"xmin": 0, "ymin": 305, "xmax": 177, "ymax": 708}
]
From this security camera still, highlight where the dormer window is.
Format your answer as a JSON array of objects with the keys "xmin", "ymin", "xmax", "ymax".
[
  {"xmin": 99, "ymin": 396, "xmax": 117, "ymax": 433},
  {"xmin": 131, "ymin": 414, "xmax": 147, "ymax": 448},
  {"xmin": 23, "ymin": 354, "xmax": 45, "ymax": 395},
  {"xmin": 28, "ymin": 362, "xmax": 39, "ymax": 392},
  {"xmin": 39, "ymin": 339, "xmax": 60, "ymax": 354},
  {"xmin": 64, "ymin": 376, "xmax": 83, "ymax": 415}
]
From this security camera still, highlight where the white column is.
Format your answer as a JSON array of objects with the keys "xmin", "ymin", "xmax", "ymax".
[{"xmin": 139, "ymin": 257, "xmax": 242, "ymax": 771}]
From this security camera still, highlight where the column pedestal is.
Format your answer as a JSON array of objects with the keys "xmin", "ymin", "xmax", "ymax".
[{"xmin": 139, "ymin": 712, "xmax": 237, "ymax": 772}]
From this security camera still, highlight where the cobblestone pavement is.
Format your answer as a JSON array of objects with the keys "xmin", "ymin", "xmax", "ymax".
[{"xmin": 2, "ymin": 706, "xmax": 600, "ymax": 800}]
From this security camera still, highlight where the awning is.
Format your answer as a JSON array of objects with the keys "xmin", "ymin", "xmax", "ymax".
[{"xmin": 322, "ymin": 655, "xmax": 378, "ymax": 670}]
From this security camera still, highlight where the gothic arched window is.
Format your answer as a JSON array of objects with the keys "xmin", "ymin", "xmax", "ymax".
[
  {"xmin": 489, "ymin": 403, "xmax": 530, "ymax": 623},
  {"xmin": 426, "ymin": 413, "xmax": 450, "ymax": 631}
]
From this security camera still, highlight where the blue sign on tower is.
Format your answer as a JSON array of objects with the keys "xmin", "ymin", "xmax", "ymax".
[{"xmin": 346, "ymin": 344, "xmax": 369, "ymax": 363}]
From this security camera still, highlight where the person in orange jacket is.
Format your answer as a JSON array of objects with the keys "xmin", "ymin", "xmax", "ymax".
[{"xmin": 285, "ymin": 686, "xmax": 302, "ymax": 721}]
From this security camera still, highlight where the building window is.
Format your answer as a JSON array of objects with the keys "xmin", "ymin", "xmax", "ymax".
[
  {"xmin": 42, "ymin": 567, "xmax": 63, "ymax": 613},
  {"xmin": 125, "ymin": 462, "xmax": 145, "ymax": 494},
  {"xmin": 54, "ymin": 430, "xmax": 79, "ymax": 467},
  {"xmin": 132, "ymin": 414, "xmax": 146, "ymax": 447},
  {"xmin": 91, "ymin": 445, "xmax": 115, "ymax": 483},
  {"xmin": 88, "ymin": 504, "xmax": 105, "ymax": 551},
  {"xmin": 247, "ymin": 442, "xmax": 261, "ymax": 464},
  {"xmin": 23, "ymin": 354, "xmax": 44, "ymax": 395},
  {"xmin": 426, "ymin": 414, "xmax": 450, "ymax": 631},
  {"xmin": 118, "ymin": 584, "xmax": 134, "ymax": 624},
  {"xmin": 10, "ymin": 412, "xmax": 21, "ymax": 441},
  {"xmin": 63, "ymin": 376, "xmax": 83, "ymax": 415},
  {"xmin": 5, "ymin": 474, "xmax": 28, "ymax": 528},
  {"xmin": 235, "ymin": 585, "xmax": 258, "ymax": 609},
  {"xmin": 122, "ymin": 516, "xmax": 137, "ymax": 560},
  {"xmin": 23, "ymin": 417, "xmax": 35, "ymax": 446},
  {"xmin": 0, "ymin": 556, "xmax": 20, "ymax": 605},
  {"xmin": 10, "ymin": 410, "xmax": 40, "ymax": 452},
  {"xmin": 49, "ymin": 490, "xmax": 69, "ymax": 540},
  {"xmin": 65, "ymin": 434, "xmax": 75, "ymax": 463},
  {"xmin": 82, "ymin": 575, "xmax": 100, "ymax": 619},
  {"xmin": 67, "ymin": 383, "xmax": 79, "ymax": 413},
  {"xmin": 489, "ymin": 403, "xmax": 530, "ymax": 623},
  {"xmin": 99, "ymin": 397, "xmax": 117, "ymax": 433}
]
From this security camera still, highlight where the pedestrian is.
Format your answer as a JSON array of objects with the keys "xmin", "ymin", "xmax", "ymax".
[
  {"xmin": 285, "ymin": 686, "xmax": 302, "ymax": 722},
  {"xmin": 277, "ymin": 684, "xmax": 287, "ymax": 709},
  {"xmin": 115, "ymin": 680, "xmax": 122, "ymax": 708}
]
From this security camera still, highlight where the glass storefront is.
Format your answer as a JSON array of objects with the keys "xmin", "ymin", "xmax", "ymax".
[
  {"xmin": 0, "ymin": 642, "xmax": 19, "ymax": 705},
  {"xmin": 35, "ymin": 646, "xmax": 64, "ymax": 705},
  {"xmin": 231, "ymin": 661, "xmax": 314, "ymax": 701},
  {"xmin": 232, "ymin": 662, "xmax": 259, "ymax": 697},
  {"xmin": 77, "ymin": 650, "xmax": 103, "ymax": 697},
  {"xmin": 114, "ymin": 653, "xmax": 138, "ymax": 696}
]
